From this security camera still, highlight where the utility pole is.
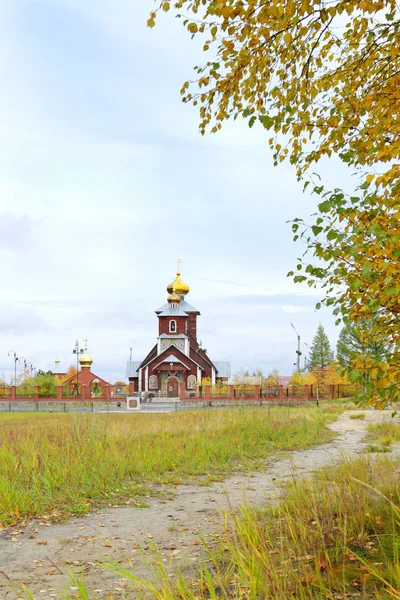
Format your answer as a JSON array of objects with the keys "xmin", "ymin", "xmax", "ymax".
[{"xmin": 290, "ymin": 323, "xmax": 302, "ymax": 373}]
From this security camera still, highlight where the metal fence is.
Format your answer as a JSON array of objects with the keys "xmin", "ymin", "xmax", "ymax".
[{"xmin": 0, "ymin": 385, "xmax": 12, "ymax": 398}]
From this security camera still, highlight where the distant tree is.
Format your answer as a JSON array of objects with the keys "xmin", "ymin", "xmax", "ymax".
[
  {"xmin": 62, "ymin": 365, "xmax": 77, "ymax": 383},
  {"xmin": 265, "ymin": 369, "xmax": 279, "ymax": 387},
  {"xmin": 308, "ymin": 324, "xmax": 334, "ymax": 371},
  {"xmin": 337, "ymin": 319, "xmax": 387, "ymax": 369},
  {"xmin": 290, "ymin": 371, "xmax": 315, "ymax": 386}
]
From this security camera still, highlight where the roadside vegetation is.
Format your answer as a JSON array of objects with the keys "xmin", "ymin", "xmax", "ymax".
[
  {"xmin": 0, "ymin": 407, "xmax": 336, "ymax": 525},
  {"xmin": 68, "ymin": 455, "xmax": 400, "ymax": 600},
  {"xmin": 367, "ymin": 421, "xmax": 400, "ymax": 446}
]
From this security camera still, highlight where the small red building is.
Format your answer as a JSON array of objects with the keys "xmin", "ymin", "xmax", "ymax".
[
  {"xmin": 63, "ymin": 346, "xmax": 111, "ymax": 398},
  {"xmin": 127, "ymin": 266, "xmax": 230, "ymax": 397}
]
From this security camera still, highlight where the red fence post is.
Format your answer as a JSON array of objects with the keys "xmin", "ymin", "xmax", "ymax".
[
  {"xmin": 254, "ymin": 385, "xmax": 260, "ymax": 400},
  {"xmin": 205, "ymin": 385, "xmax": 211, "ymax": 401},
  {"xmin": 304, "ymin": 384, "xmax": 309, "ymax": 400},
  {"xmin": 229, "ymin": 385, "xmax": 235, "ymax": 400},
  {"xmin": 57, "ymin": 385, "xmax": 63, "ymax": 400},
  {"xmin": 105, "ymin": 385, "xmax": 111, "ymax": 400},
  {"xmin": 11, "ymin": 386, "xmax": 16, "ymax": 401},
  {"xmin": 34, "ymin": 386, "xmax": 39, "ymax": 400},
  {"xmin": 180, "ymin": 381, "xmax": 185, "ymax": 401},
  {"xmin": 278, "ymin": 385, "xmax": 284, "ymax": 398},
  {"xmin": 81, "ymin": 385, "xmax": 87, "ymax": 400}
]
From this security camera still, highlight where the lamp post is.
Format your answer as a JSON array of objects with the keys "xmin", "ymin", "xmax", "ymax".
[
  {"xmin": 290, "ymin": 323, "xmax": 302, "ymax": 373},
  {"xmin": 8, "ymin": 350, "xmax": 18, "ymax": 385},
  {"xmin": 19, "ymin": 357, "xmax": 28, "ymax": 379},
  {"xmin": 72, "ymin": 341, "xmax": 84, "ymax": 398}
]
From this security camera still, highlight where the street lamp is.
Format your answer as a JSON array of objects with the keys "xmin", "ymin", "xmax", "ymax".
[
  {"xmin": 19, "ymin": 357, "xmax": 28, "ymax": 379},
  {"xmin": 8, "ymin": 350, "xmax": 18, "ymax": 385},
  {"xmin": 290, "ymin": 323, "xmax": 302, "ymax": 373},
  {"xmin": 72, "ymin": 341, "xmax": 84, "ymax": 398}
]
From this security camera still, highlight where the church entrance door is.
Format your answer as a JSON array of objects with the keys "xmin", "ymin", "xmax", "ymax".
[{"xmin": 166, "ymin": 377, "xmax": 179, "ymax": 398}]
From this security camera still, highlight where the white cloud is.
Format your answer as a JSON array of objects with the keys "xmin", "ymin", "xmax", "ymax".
[{"xmin": 0, "ymin": 1, "xmax": 345, "ymax": 382}]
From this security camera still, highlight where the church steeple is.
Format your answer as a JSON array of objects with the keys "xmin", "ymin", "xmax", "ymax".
[
  {"xmin": 167, "ymin": 259, "xmax": 190, "ymax": 297},
  {"xmin": 167, "ymin": 288, "xmax": 181, "ymax": 307},
  {"xmin": 79, "ymin": 340, "xmax": 93, "ymax": 368}
]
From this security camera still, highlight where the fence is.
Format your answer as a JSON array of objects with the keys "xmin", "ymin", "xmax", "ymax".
[
  {"xmin": 0, "ymin": 382, "xmax": 359, "ymax": 406},
  {"xmin": 0, "ymin": 400, "xmax": 126, "ymax": 413},
  {"xmin": 0, "ymin": 398, "xmax": 316, "ymax": 413}
]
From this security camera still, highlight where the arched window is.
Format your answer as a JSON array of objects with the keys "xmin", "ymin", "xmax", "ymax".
[{"xmin": 169, "ymin": 320, "xmax": 177, "ymax": 333}]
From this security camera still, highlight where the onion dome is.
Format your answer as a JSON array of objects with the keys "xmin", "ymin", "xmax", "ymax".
[
  {"xmin": 167, "ymin": 269, "xmax": 190, "ymax": 296},
  {"xmin": 79, "ymin": 347, "xmax": 93, "ymax": 368},
  {"xmin": 167, "ymin": 290, "xmax": 181, "ymax": 304}
]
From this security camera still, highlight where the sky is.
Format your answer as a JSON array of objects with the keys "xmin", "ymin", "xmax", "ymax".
[{"xmin": 0, "ymin": 1, "xmax": 352, "ymax": 383}]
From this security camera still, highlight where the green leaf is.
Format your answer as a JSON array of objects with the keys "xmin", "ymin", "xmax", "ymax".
[{"xmin": 259, "ymin": 115, "xmax": 274, "ymax": 130}]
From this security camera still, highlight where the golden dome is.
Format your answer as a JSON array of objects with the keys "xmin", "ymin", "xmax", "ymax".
[
  {"xmin": 167, "ymin": 270, "xmax": 190, "ymax": 296},
  {"xmin": 79, "ymin": 348, "xmax": 93, "ymax": 368},
  {"xmin": 167, "ymin": 290, "xmax": 181, "ymax": 304}
]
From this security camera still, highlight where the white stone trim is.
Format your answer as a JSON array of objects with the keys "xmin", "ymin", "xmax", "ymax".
[
  {"xmin": 211, "ymin": 367, "xmax": 216, "ymax": 385},
  {"xmin": 145, "ymin": 366, "xmax": 148, "ymax": 391},
  {"xmin": 138, "ymin": 368, "xmax": 143, "ymax": 392}
]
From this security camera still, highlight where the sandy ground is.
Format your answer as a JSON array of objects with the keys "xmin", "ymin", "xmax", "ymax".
[{"xmin": 0, "ymin": 410, "xmax": 397, "ymax": 600}]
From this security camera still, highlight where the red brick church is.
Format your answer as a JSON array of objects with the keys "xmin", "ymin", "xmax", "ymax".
[{"xmin": 127, "ymin": 265, "xmax": 230, "ymax": 396}]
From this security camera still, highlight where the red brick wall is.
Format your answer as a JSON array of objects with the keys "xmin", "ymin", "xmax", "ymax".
[
  {"xmin": 189, "ymin": 348, "xmax": 212, "ymax": 378},
  {"xmin": 187, "ymin": 314, "xmax": 197, "ymax": 340},
  {"xmin": 158, "ymin": 316, "xmax": 188, "ymax": 336}
]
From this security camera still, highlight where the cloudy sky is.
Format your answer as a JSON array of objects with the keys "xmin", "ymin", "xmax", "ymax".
[{"xmin": 0, "ymin": 1, "xmax": 352, "ymax": 383}]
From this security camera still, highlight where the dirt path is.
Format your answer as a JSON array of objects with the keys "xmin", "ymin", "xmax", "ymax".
[{"xmin": 0, "ymin": 410, "xmax": 396, "ymax": 600}]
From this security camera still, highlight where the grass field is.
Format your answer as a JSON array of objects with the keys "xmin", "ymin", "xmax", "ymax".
[
  {"xmin": 367, "ymin": 420, "xmax": 400, "ymax": 447},
  {"xmin": 0, "ymin": 407, "xmax": 336, "ymax": 525},
  {"xmin": 107, "ymin": 454, "xmax": 400, "ymax": 600}
]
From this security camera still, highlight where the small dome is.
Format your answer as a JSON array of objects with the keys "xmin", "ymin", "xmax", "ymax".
[
  {"xmin": 167, "ymin": 270, "xmax": 190, "ymax": 296},
  {"xmin": 167, "ymin": 290, "xmax": 181, "ymax": 304},
  {"xmin": 79, "ymin": 348, "xmax": 93, "ymax": 368}
]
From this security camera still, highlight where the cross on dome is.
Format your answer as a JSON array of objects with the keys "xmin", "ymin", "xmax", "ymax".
[{"xmin": 167, "ymin": 260, "xmax": 190, "ymax": 297}]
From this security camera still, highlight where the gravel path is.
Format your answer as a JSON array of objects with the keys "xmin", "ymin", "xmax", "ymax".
[{"xmin": 0, "ymin": 410, "xmax": 396, "ymax": 600}]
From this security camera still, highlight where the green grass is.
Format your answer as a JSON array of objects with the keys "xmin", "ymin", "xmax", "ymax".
[
  {"xmin": 96, "ymin": 455, "xmax": 400, "ymax": 600},
  {"xmin": 349, "ymin": 412, "xmax": 366, "ymax": 419},
  {"xmin": 367, "ymin": 421, "xmax": 400, "ymax": 445},
  {"xmin": 366, "ymin": 443, "xmax": 392, "ymax": 453},
  {"xmin": 0, "ymin": 407, "xmax": 335, "ymax": 525}
]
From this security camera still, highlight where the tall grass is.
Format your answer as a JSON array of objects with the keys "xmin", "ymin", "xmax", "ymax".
[
  {"xmin": 0, "ymin": 407, "xmax": 334, "ymax": 525},
  {"xmin": 109, "ymin": 455, "xmax": 400, "ymax": 600},
  {"xmin": 367, "ymin": 421, "xmax": 400, "ymax": 446}
]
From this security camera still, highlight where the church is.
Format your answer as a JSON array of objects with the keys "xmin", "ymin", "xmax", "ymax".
[{"xmin": 126, "ymin": 264, "xmax": 230, "ymax": 397}]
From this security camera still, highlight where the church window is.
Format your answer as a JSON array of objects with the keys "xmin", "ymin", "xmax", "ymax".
[
  {"xmin": 149, "ymin": 375, "xmax": 158, "ymax": 389},
  {"xmin": 169, "ymin": 320, "xmax": 177, "ymax": 333}
]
